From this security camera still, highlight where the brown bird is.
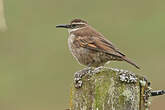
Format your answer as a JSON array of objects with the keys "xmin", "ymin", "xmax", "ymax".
[{"xmin": 56, "ymin": 19, "xmax": 140, "ymax": 69}]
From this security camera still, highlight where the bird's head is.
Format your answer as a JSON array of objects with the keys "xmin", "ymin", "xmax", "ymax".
[{"xmin": 56, "ymin": 19, "xmax": 88, "ymax": 32}]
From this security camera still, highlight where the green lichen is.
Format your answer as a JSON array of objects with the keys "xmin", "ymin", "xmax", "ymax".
[{"xmin": 94, "ymin": 71, "xmax": 111, "ymax": 109}]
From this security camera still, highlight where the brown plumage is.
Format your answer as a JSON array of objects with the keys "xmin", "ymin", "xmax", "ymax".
[{"xmin": 56, "ymin": 19, "xmax": 140, "ymax": 69}]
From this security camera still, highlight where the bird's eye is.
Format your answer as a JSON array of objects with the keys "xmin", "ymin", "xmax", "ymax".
[{"xmin": 71, "ymin": 24, "xmax": 77, "ymax": 28}]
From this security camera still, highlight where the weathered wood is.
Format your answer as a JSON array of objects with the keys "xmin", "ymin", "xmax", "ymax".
[{"xmin": 69, "ymin": 67, "xmax": 151, "ymax": 110}]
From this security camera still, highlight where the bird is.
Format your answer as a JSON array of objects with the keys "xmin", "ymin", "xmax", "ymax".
[{"xmin": 56, "ymin": 19, "xmax": 140, "ymax": 69}]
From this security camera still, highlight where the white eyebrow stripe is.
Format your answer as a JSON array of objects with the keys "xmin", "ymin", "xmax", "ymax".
[
  {"xmin": 68, "ymin": 27, "xmax": 85, "ymax": 33},
  {"xmin": 72, "ymin": 22, "xmax": 86, "ymax": 24}
]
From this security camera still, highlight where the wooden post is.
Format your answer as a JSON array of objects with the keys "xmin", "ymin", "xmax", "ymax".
[{"xmin": 69, "ymin": 67, "xmax": 151, "ymax": 110}]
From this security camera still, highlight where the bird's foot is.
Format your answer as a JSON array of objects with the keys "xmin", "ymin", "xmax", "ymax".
[{"xmin": 91, "ymin": 66, "xmax": 104, "ymax": 75}]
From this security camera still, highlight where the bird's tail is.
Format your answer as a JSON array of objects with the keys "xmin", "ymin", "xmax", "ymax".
[{"xmin": 122, "ymin": 56, "xmax": 140, "ymax": 69}]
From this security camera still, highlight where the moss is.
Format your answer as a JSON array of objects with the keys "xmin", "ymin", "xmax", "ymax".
[
  {"xmin": 118, "ymin": 84, "xmax": 126, "ymax": 105},
  {"xmin": 94, "ymin": 71, "xmax": 111, "ymax": 109}
]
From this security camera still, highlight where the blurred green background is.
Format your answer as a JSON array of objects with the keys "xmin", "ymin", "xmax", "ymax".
[{"xmin": 0, "ymin": 0, "xmax": 164, "ymax": 110}]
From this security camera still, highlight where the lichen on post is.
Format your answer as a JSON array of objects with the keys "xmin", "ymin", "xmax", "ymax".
[{"xmin": 69, "ymin": 67, "xmax": 151, "ymax": 110}]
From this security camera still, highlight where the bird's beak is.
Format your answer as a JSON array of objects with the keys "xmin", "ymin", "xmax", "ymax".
[{"xmin": 56, "ymin": 24, "xmax": 71, "ymax": 28}]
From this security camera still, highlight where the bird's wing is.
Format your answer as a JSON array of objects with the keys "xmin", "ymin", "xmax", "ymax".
[
  {"xmin": 73, "ymin": 35, "xmax": 125, "ymax": 58},
  {"xmin": 73, "ymin": 35, "xmax": 140, "ymax": 69},
  {"xmin": 97, "ymin": 36, "xmax": 126, "ymax": 56}
]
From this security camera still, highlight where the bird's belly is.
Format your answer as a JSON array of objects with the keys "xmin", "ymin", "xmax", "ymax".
[{"xmin": 69, "ymin": 45, "xmax": 110, "ymax": 67}]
